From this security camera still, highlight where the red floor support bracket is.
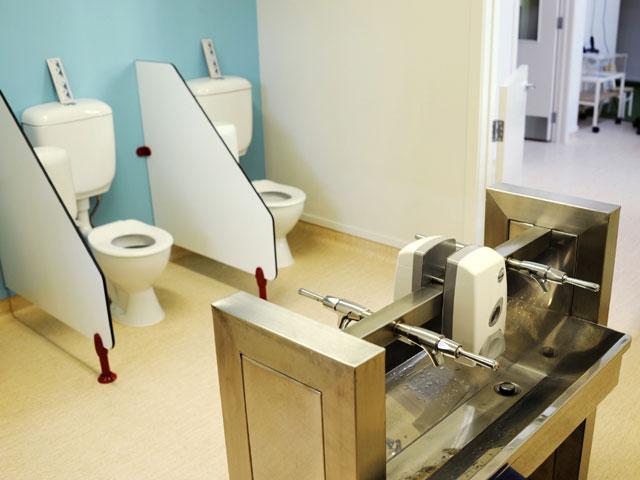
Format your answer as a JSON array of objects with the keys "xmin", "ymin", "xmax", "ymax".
[
  {"xmin": 255, "ymin": 267, "xmax": 268, "ymax": 300},
  {"xmin": 94, "ymin": 334, "xmax": 117, "ymax": 384}
]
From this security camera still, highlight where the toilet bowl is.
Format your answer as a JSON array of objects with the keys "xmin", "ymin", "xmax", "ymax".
[
  {"xmin": 88, "ymin": 220, "xmax": 173, "ymax": 327},
  {"xmin": 253, "ymin": 179, "xmax": 306, "ymax": 268}
]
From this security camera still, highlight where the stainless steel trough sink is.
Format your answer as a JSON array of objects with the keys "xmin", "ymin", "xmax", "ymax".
[
  {"xmin": 211, "ymin": 185, "xmax": 628, "ymax": 479},
  {"xmin": 386, "ymin": 298, "xmax": 630, "ymax": 479}
]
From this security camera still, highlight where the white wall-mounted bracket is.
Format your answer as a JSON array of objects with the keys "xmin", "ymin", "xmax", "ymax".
[
  {"xmin": 201, "ymin": 39, "xmax": 223, "ymax": 79},
  {"xmin": 46, "ymin": 57, "xmax": 75, "ymax": 105}
]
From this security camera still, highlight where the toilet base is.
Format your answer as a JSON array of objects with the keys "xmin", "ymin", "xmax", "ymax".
[
  {"xmin": 276, "ymin": 237, "xmax": 294, "ymax": 268},
  {"xmin": 111, "ymin": 287, "xmax": 166, "ymax": 327}
]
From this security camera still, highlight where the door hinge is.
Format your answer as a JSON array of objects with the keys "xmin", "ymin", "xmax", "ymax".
[
  {"xmin": 492, "ymin": 120, "xmax": 504, "ymax": 142},
  {"xmin": 557, "ymin": 16, "xmax": 564, "ymax": 29},
  {"xmin": 551, "ymin": 112, "xmax": 557, "ymax": 124}
]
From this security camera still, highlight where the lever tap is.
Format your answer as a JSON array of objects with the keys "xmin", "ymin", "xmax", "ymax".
[
  {"xmin": 298, "ymin": 288, "xmax": 499, "ymax": 370},
  {"xmin": 393, "ymin": 323, "xmax": 499, "ymax": 370},
  {"xmin": 506, "ymin": 258, "xmax": 600, "ymax": 293},
  {"xmin": 298, "ymin": 288, "xmax": 373, "ymax": 328}
]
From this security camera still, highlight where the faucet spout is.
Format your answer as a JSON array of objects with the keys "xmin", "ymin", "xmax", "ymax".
[{"xmin": 506, "ymin": 258, "xmax": 600, "ymax": 293}]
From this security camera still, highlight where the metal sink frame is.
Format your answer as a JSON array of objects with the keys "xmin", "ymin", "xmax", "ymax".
[{"xmin": 212, "ymin": 184, "xmax": 629, "ymax": 480}]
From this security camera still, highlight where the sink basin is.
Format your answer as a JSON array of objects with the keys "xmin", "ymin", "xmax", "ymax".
[{"xmin": 386, "ymin": 298, "xmax": 630, "ymax": 479}]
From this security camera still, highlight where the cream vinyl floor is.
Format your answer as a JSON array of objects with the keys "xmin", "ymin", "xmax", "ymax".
[
  {"xmin": 0, "ymin": 223, "xmax": 398, "ymax": 480},
  {"xmin": 1, "ymin": 121, "xmax": 639, "ymax": 479}
]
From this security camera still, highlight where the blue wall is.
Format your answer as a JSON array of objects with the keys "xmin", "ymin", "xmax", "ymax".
[{"xmin": 0, "ymin": 0, "xmax": 266, "ymax": 299}]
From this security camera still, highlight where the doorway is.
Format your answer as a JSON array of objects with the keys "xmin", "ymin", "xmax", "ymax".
[{"xmin": 517, "ymin": 0, "xmax": 564, "ymax": 141}]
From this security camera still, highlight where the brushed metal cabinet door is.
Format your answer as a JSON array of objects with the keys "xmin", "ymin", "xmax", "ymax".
[{"xmin": 243, "ymin": 356, "xmax": 325, "ymax": 479}]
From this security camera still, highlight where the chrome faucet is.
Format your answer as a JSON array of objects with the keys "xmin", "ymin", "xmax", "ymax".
[
  {"xmin": 298, "ymin": 288, "xmax": 499, "ymax": 370},
  {"xmin": 506, "ymin": 258, "xmax": 600, "ymax": 293},
  {"xmin": 298, "ymin": 288, "xmax": 373, "ymax": 329}
]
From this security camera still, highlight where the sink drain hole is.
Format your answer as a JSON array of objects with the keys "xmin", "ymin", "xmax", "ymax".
[
  {"xmin": 494, "ymin": 381, "xmax": 521, "ymax": 397},
  {"xmin": 541, "ymin": 346, "xmax": 557, "ymax": 358}
]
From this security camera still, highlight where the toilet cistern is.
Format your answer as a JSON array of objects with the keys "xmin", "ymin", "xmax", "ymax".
[{"xmin": 22, "ymin": 100, "xmax": 116, "ymax": 235}]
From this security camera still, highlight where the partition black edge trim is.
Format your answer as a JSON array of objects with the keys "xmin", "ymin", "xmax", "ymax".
[
  {"xmin": 0, "ymin": 90, "xmax": 115, "ymax": 347},
  {"xmin": 133, "ymin": 59, "xmax": 278, "ymax": 279}
]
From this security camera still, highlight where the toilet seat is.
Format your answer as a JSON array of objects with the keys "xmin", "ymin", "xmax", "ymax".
[
  {"xmin": 253, "ymin": 179, "xmax": 306, "ymax": 208},
  {"xmin": 88, "ymin": 219, "xmax": 173, "ymax": 258}
]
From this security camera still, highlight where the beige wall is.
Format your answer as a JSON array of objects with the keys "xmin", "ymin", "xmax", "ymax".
[{"xmin": 256, "ymin": 0, "xmax": 493, "ymax": 246}]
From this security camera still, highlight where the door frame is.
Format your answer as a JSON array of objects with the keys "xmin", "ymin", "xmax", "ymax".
[
  {"xmin": 484, "ymin": 0, "xmax": 520, "ymax": 187},
  {"xmin": 551, "ymin": 0, "xmax": 566, "ymax": 142},
  {"xmin": 519, "ymin": 0, "xmax": 564, "ymax": 141},
  {"xmin": 554, "ymin": 0, "xmax": 588, "ymax": 143}
]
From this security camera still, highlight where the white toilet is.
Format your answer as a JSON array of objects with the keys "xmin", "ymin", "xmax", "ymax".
[
  {"xmin": 188, "ymin": 77, "xmax": 306, "ymax": 268},
  {"xmin": 89, "ymin": 219, "xmax": 173, "ymax": 327},
  {"xmin": 23, "ymin": 100, "xmax": 173, "ymax": 327},
  {"xmin": 252, "ymin": 179, "xmax": 306, "ymax": 267}
]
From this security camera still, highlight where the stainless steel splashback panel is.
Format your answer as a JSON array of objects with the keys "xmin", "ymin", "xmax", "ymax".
[{"xmin": 485, "ymin": 183, "xmax": 620, "ymax": 326}]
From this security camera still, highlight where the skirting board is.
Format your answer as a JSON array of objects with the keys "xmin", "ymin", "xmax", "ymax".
[
  {"xmin": 300, "ymin": 213, "xmax": 407, "ymax": 249},
  {"xmin": 170, "ymin": 245, "xmax": 193, "ymax": 262},
  {"xmin": 171, "ymin": 223, "xmax": 399, "ymax": 264},
  {"xmin": 0, "ymin": 295, "xmax": 32, "ymax": 316}
]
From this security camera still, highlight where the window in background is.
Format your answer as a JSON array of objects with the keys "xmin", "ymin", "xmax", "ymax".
[{"xmin": 519, "ymin": 0, "xmax": 540, "ymax": 41}]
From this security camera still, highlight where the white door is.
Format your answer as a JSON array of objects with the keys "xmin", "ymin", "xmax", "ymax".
[
  {"xmin": 517, "ymin": 0, "xmax": 561, "ymax": 141},
  {"xmin": 496, "ymin": 65, "xmax": 529, "ymax": 185}
]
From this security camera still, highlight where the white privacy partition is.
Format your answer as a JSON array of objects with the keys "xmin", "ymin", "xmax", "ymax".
[
  {"xmin": 0, "ymin": 93, "xmax": 114, "ymax": 350},
  {"xmin": 135, "ymin": 61, "xmax": 277, "ymax": 280}
]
